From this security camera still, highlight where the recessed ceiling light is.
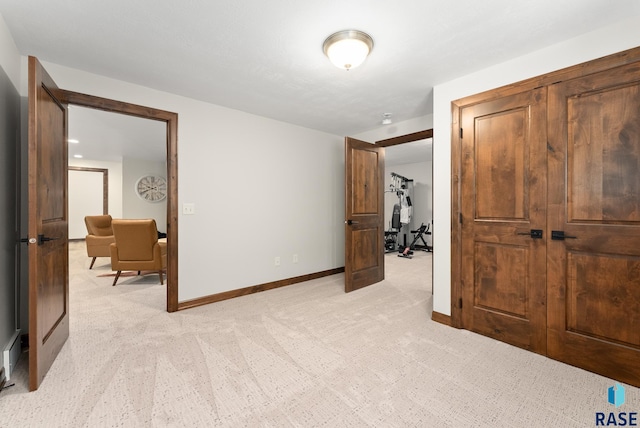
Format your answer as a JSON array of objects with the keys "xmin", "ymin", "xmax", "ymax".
[
  {"xmin": 73, "ymin": 154, "xmax": 83, "ymax": 158},
  {"xmin": 68, "ymin": 139, "xmax": 79, "ymax": 144}
]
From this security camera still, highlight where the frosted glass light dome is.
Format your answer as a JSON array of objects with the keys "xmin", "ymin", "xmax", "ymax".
[{"xmin": 323, "ymin": 30, "xmax": 374, "ymax": 71}]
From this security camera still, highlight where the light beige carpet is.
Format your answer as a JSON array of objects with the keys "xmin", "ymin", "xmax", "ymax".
[{"xmin": 1, "ymin": 242, "xmax": 637, "ymax": 427}]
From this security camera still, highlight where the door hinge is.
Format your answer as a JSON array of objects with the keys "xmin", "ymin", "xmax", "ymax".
[
  {"xmin": 459, "ymin": 128, "xmax": 463, "ymax": 138},
  {"xmin": 459, "ymin": 213, "xmax": 463, "ymax": 224},
  {"xmin": 459, "ymin": 298, "xmax": 463, "ymax": 309}
]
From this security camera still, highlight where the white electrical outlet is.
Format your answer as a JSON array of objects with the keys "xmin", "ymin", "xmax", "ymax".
[
  {"xmin": 274, "ymin": 257, "xmax": 281, "ymax": 266},
  {"xmin": 293, "ymin": 254, "xmax": 298, "ymax": 263}
]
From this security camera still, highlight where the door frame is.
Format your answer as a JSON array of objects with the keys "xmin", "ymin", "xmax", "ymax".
[
  {"xmin": 375, "ymin": 129, "xmax": 432, "ymax": 148},
  {"xmin": 375, "ymin": 129, "xmax": 434, "ymax": 251},
  {"xmin": 61, "ymin": 90, "xmax": 179, "ymax": 312},
  {"xmin": 450, "ymin": 45, "xmax": 640, "ymax": 329},
  {"xmin": 376, "ymin": 129, "xmax": 434, "ymax": 288}
]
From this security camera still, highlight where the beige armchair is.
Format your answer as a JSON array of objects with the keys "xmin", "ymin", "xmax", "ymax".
[
  {"xmin": 110, "ymin": 219, "xmax": 167, "ymax": 286},
  {"xmin": 84, "ymin": 215, "xmax": 116, "ymax": 269}
]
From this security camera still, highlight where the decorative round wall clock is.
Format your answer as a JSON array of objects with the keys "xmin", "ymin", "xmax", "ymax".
[{"xmin": 135, "ymin": 175, "xmax": 167, "ymax": 202}]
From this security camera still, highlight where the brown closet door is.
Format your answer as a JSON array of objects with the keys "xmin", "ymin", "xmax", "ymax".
[
  {"xmin": 547, "ymin": 62, "xmax": 640, "ymax": 387},
  {"xmin": 459, "ymin": 89, "xmax": 547, "ymax": 353}
]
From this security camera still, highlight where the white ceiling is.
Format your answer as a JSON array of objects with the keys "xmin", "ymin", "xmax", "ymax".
[
  {"xmin": 68, "ymin": 106, "xmax": 166, "ymax": 163},
  {"xmin": 2, "ymin": 1, "xmax": 640, "ymax": 161}
]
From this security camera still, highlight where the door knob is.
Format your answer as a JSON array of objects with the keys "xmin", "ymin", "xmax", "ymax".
[
  {"xmin": 38, "ymin": 234, "xmax": 61, "ymax": 245},
  {"xmin": 551, "ymin": 231, "xmax": 577, "ymax": 240},
  {"xmin": 516, "ymin": 229, "xmax": 543, "ymax": 239}
]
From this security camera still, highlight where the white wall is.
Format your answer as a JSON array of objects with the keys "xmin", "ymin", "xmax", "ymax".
[
  {"xmin": 20, "ymin": 60, "xmax": 345, "ymax": 302},
  {"xmin": 68, "ymin": 158, "xmax": 124, "ymax": 219},
  {"xmin": 68, "ymin": 169, "xmax": 104, "ymax": 239},
  {"xmin": 432, "ymin": 15, "xmax": 640, "ymax": 316},
  {"xmin": 0, "ymin": 13, "xmax": 19, "ymax": 89},
  {"xmin": 122, "ymin": 157, "xmax": 167, "ymax": 230}
]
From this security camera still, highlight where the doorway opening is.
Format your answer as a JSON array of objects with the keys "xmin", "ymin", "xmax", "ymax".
[
  {"xmin": 67, "ymin": 105, "xmax": 169, "ymax": 310},
  {"xmin": 62, "ymin": 90, "xmax": 179, "ymax": 313},
  {"xmin": 377, "ymin": 130, "xmax": 433, "ymax": 293}
]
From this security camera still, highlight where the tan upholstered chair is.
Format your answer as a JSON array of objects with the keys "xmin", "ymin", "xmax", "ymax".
[
  {"xmin": 109, "ymin": 219, "xmax": 167, "ymax": 286},
  {"xmin": 84, "ymin": 215, "xmax": 116, "ymax": 269}
]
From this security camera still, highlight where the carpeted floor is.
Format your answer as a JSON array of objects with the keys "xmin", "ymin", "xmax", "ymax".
[{"xmin": 1, "ymin": 242, "xmax": 637, "ymax": 427}]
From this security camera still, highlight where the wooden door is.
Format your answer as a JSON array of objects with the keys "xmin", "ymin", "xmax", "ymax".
[
  {"xmin": 459, "ymin": 89, "xmax": 548, "ymax": 353},
  {"xmin": 28, "ymin": 56, "xmax": 69, "ymax": 390},
  {"xmin": 547, "ymin": 61, "xmax": 640, "ymax": 387},
  {"xmin": 344, "ymin": 137, "xmax": 385, "ymax": 292}
]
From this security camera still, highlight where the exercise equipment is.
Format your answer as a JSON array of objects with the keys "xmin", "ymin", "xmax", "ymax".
[
  {"xmin": 409, "ymin": 222, "xmax": 432, "ymax": 252},
  {"xmin": 397, "ymin": 222, "xmax": 432, "ymax": 258},
  {"xmin": 385, "ymin": 172, "xmax": 413, "ymax": 253},
  {"xmin": 385, "ymin": 204, "xmax": 401, "ymax": 253}
]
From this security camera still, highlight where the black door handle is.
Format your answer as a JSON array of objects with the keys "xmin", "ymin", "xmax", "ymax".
[
  {"xmin": 516, "ymin": 229, "xmax": 543, "ymax": 239},
  {"xmin": 38, "ymin": 234, "xmax": 61, "ymax": 245},
  {"xmin": 551, "ymin": 231, "xmax": 577, "ymax": 240}
]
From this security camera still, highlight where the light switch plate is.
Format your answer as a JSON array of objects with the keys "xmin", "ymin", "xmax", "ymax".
[{"xmin": 183, "ymin": 203, "xmax": 195, "ymax": 215}]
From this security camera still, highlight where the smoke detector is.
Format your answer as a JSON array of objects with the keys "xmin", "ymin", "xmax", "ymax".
[{"xmin": 381, "ymin": 113, "xmax": 393, "ymax": 125}]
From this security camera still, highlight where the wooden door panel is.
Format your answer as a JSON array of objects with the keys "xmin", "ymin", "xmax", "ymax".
[
  {"xmin": 567, "ymin": 252, "xmax": 640, "ymax": 347},
  {"xmin": 474, "ymin": 242, "xmax": 528, "ymax": 318},
  {"xmin": 460, "ymin": 89, "xmax": 547, "ymax": 354},
  {"xmin": 548, "ymin": 60, "xmax": 640, "ymax": 387},
  {"xmin": 352, "ymin": 228, "xmax": 379, "ymax": 271},
  {"xmin": 345, "ymin": 137, "xmax": 384, "ymax": 292},
  {"xmin": 351, "ymin": 149, "xmax": 379, "ymax": 214},
  {"xmin": 567, "ymin": 84, "xmax": 640, "ymax": 223},
  {"xmin": 475, "ymin": 108, "xmax": 528, "ymax": 220},
  {"xmin": 547, "ymin": 329, "xmax": 640, "ymax": 386},
  {"xmin": 28, "ymin": 56, "xmax": 69, "ymax": 390}
]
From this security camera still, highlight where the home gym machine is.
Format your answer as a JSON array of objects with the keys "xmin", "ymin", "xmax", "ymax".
[
  {"xmin": 384, "ymin": 172, "xmax": 413, "ymax": 254},
  {"xmin": 384, "ymin": 172, "xmax": 433, "ymax": 259}
]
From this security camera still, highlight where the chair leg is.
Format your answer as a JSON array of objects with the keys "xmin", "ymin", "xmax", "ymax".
[
  {"xmin": 159, "ymin": 270, "xmax": 164, "ymax": 285},
  {"xmin": 89, "ymin": 257, "xmax": 97, "ymax": 269},
  {"xmin": 137, "ymin": 271, "xmax": 141, "ymax": 275},
  {"xmin": 112, "ymin": 271, "xmax": 122, "ymax": 286}
]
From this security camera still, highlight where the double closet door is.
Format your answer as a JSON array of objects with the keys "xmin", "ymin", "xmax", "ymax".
[{"xmin": 458, "ymin": 58, "xmax": 640, "ymax": 387}]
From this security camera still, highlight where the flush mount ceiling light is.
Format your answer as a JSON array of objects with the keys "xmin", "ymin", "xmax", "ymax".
[
  {"xmin": 323, "ymin": 30, "xmax": 374, "ymax": 71},
  {"xmin": 382, "ymin": 113, "xmax": 393, "ymax": 125}
]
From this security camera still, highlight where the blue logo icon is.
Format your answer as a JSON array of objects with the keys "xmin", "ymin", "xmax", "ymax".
[{"xmin": 608, "ymin": 383, "xmax": 625, "ymax": 408}]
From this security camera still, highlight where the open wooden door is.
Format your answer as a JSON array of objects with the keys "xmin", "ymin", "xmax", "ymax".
[
  {"xmin": 547, "ymin": 60, "xmax": 640, "ymax": 387},
  {"xmin": 344, "ymin": 137, "xmax": 384, "ymax": 292},
  {"xmin": 28, "ymin": 56, "xmax": 69, "ymax": 390}
]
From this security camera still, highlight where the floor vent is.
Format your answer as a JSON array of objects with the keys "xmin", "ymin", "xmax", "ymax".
[{"xmin": 3, "ymin": 329, "xmax": 21, "ymax": 381}]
